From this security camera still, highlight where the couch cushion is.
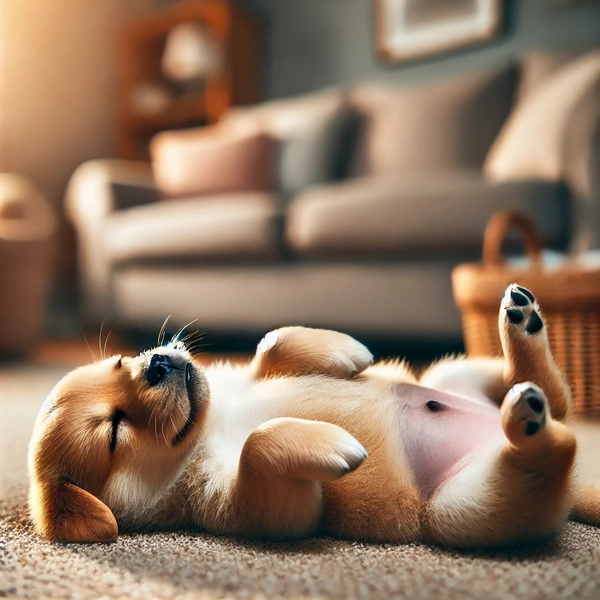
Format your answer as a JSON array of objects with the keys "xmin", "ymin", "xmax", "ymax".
[
  {"xmin": 350, "ymin": 67, "xmax": 516, "ymax": 177},
  {"xmin": 104, "ymin": 193, "xmax": 280, "ymax": 264},
  {"xmin": 113, "ymin": 262, "xmax": 463, "ymax": 338},
  {"xmin": 484, "ymin": 50, "xmax": 600, "ymax": 182},
  {"xmin": 222, "ymin": 89, "xmax": 357, "ymax": 196},
  {"xmin": 151, "ymin": 127, "xmax": 276, "ymax": 198},
  {"xmin": 286, "ymin": 172, "xmax": 567, "ymax": 256},
  {"xmin": 517, "ymin": 49, "xmax": 590, "ymax": 103}
]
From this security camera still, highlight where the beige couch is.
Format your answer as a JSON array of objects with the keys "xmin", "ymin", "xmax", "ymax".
[{"xmin": 66, "ymin": 50, "xmax": 600, "ymax": 342}]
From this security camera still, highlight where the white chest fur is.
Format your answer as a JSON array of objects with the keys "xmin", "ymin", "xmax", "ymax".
[{"xmin": 196, "ymin": 363, "xmax": 284, "ymax": 497}]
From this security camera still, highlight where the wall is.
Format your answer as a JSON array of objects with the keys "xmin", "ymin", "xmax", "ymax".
[
  {"xmin": 4, "ymin": 1, "xmax": 599, "ymax": 206},
  {"xmin": 241, "ymin": 0, "xmax": 600, "ymax": 99},
  {"xmin": 0, "ymin": 0, "xmax": 167, "ymax": 210}
]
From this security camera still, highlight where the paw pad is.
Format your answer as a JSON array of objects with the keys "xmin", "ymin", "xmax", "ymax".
[
  {"xmin": 526, "ymin": 394, "xmax": 544, "ymax": 414},
  {"xmin": 510, "ymin": 290, "xmax": 530, "ymax": 306},
  {"xmin": 525, "ymin": 311, "xmax": 543, "ymax": 334},
  {"xmin": 506, "ymin": 309, "xmax": 524, "ymax": 324},
  {"xmin": 517, "ymin": 286, "xmax": 535, "ymax": 303}
]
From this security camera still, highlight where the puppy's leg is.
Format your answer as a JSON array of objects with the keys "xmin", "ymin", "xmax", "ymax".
[
  {"xmin": 251, "ymin": 327, "xmax": 373, "ymax": 380},
  {"xmin": 420, "ymin": 284, "xmax": 571, "ymax": 418},
  {"xmin": 499, "ymin": 283, "xmax": 571, "ymax": 420},
  {"xmin": 424, "ymin": 383, "xmax": 577, "ymax": 548},
  {"xmin": 226, "ymin": 417, "xmax": 367, "ymax": 539}
]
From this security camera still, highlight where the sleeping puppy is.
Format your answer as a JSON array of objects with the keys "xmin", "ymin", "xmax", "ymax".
[{"xmin": 28, "ymin": 284, "xmax": 600, "ymax": 547}]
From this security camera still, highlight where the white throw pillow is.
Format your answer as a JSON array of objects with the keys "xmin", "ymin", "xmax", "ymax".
[{"xmin": 484, "ymin": 50, "xmax": 600, "ymax": 181}]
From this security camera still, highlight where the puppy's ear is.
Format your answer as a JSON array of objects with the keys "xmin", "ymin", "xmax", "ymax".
[{"xmin": 30, "ymin": 479, "xmax": 118, "ymax": 543}]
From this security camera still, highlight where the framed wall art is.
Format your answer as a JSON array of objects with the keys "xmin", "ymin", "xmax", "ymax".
[{"xmin": 375, "ymin": 0, "xmax": 503, "ymax": 63}]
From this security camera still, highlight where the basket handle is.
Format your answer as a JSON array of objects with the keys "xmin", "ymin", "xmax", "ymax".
[{"xmin": 482, "ymin": 210, "xmax": 543, "ymax": 267}]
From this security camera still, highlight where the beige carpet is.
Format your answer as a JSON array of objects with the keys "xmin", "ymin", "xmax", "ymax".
[{"xmin": 1, "ymin": 361, "xmax": 600, "ymax": 599}]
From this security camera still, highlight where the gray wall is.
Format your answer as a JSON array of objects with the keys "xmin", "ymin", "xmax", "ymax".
[{"xmin": 241, "ymin": 0, "xmax": 600, "ymax": 99}]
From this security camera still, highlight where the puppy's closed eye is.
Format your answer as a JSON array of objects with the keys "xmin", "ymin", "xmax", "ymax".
[{"xmin": 109, "ymin": 410, "xmax": 125, "ymax": 452}]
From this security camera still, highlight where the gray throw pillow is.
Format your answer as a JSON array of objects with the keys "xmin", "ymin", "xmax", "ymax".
[{"xmin": 277, "ymin": 107, "xmax": 359, "ymax": 198}]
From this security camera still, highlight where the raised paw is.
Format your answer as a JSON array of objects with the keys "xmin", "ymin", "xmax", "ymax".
[
  {"xmin": 501, "ymin": 284, "xmax": 545, "ymax": 335},
  {"xmin": 501, "ymin": 382, "xmax": 549, "ymax": 445},
  {"xmin": 253, "ymin": 327, "xmax": 373, "ymax": 380}
]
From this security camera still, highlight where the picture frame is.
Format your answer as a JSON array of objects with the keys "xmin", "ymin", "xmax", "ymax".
[{"xmin": 375, "ymin": 0, "xmax": 503, "ymax": 63}]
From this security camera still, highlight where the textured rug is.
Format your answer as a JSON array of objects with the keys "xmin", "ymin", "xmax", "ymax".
[
  {"xmin": 1, "ymin": 361, "xmax": 600, "ymax": 599},
  {"xmin": 1, "ymin": 493, "xmax": 600, "ymax": 600}
]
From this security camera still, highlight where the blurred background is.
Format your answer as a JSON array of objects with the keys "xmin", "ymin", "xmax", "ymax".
[{"xmin": 1, "ymin": 0, "xmax": 600, "ymax": 363}]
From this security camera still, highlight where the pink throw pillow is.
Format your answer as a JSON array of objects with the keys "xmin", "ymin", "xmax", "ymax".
[{"xmin": 151, "ymin": 126, "xmax": 276, "ymax": 197}]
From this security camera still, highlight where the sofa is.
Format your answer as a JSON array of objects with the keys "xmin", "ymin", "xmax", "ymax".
[{"xmin": 66, "ymin": 49, "xmax": 600, "ymax": 342}]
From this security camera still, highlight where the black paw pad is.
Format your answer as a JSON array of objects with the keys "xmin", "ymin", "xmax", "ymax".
[
  {"xmin": 526, "ymin": 395, "xmax": 544, "ymax": 414},
  {"xmin": 525, "ymin": 311, "xmax": 544, "ymax": 334},
  {"xmin": 525, "ymin": 421, "xmax": 540, "ymax": 436},
  {"xmin": 517, "ymin": 286, "xmax": 535, "ymax": 303},
  {"xmin": 510, "ymin": 290, "xmax": 530, "ymax": 306},
  {"xmin": 506, "ymin": 309, "xmax": 524, "ymax": 324}
]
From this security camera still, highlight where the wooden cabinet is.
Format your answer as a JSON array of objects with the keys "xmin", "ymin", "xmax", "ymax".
[{"xmin": 116, "ymin": 0, "xmax": 261, "ymax": 160}]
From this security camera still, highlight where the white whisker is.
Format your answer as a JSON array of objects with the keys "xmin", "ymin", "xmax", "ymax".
[
  {"xmin": 158, "ymin": 315, "xmax": 171, "ymax": 347},
  {"xmin": 98, "ymin": 320, "xmax": 106, "ymax": 360},
  {"xmin": 80, "ymin": 327, "xmax": 97, "ymax": 361}
]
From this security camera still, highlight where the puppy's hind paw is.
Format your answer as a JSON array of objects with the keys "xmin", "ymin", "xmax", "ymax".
[
  {"xmin": 501, "ymin": 283, "xmax": 547, "ymax": 336},
  {"xmin": 501, "ymin": 382, "xmax": 548, "ymax": 446},
  {"xmin": 502, "ymin": 284, "xmax": 545, "ymax": 335}
]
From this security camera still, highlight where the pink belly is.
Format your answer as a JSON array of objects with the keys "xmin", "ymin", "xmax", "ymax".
[{"xmin": 395, "ymin": 383, "xmax": 505, "ymax": 498}]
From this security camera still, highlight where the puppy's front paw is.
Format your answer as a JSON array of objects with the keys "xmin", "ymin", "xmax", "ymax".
[
  {"xmin": 249, "ymin": 418, "xmax": 367, "ymax": 482},
  {"xmin": 300, "ymin": 423, "xmax": 368, "ymax": 481},
  {"xmin": 329, "ymin": 335, "xmax": 374, "ymax": 379},
  {"xmin": 501, "ymin": 382, "xmax": 548, "ymax": 445},
  {"xmin": 254, "ymin": 327, "xmax": 373, "ymax": 380}
]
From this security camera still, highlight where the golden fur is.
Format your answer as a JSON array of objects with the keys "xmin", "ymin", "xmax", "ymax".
[{"xmin": 28, "ymin": 285, "xmax": 600, "ymax": 547}]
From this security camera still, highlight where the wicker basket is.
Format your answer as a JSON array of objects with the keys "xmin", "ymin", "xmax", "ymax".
[{"xmin": 452, "ymin": 210, "xmax": 600, "ymax": 416}]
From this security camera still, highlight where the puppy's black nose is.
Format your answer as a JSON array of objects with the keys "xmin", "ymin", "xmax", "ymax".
[{"xmin": 147, "ymin": 354, "xmax": 174, "ymax": 386}]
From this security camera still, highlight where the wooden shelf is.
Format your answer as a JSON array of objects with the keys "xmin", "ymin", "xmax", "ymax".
[
  {"xmin": 115, "ymin": 0, "xmax": 261, "ymax": 160},
  {"xmin": 125, "ymin": 91, "xmax": 207, "ymax": 130}
]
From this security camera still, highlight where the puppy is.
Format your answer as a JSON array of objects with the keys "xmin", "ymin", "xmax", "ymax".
[{"xmin": 28, "ymin": 284, "xmax": 600, "ymax": 547}]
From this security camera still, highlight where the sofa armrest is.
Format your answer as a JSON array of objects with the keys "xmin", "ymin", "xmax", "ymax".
[
  {"xmin": 563, "ymin": 81, "xmax": 600, "ymax": 252},
  {"xmin": 65, "ymin": 159, "xmax": 157, "ymax": 225},
  {"xmin": 64, "ymin": 159, "xmax": 157, "ymax": 322}
]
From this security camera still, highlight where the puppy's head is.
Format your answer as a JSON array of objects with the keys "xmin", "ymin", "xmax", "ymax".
[{"xmin": 28, "ymin": 344, "xmax": 209, "ymax": 543}]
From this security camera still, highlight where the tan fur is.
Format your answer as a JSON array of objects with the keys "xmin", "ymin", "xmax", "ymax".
[
  {"xmin": 28, "ymin": 286, "xmax": 600, "ymax": 547},
  {"xmin": 571, "ymin": 486, "xmax": 600, "ymax": 526}
]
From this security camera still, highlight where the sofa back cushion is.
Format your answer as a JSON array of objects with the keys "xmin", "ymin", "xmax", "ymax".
[
  {"xmin": 517, "ymin": 49, "xmax": 590, "ymax": 103},
  {"xmin": 484, "ymin": 49, "xmax": 600, "ymax": 182},
  {"xmin": 350, "ymin": 67, "xmax": 516, "ymax": 177},
  {"xmin": 221, "ymin": 89, "xmax": 358, "ymax": 196},
  {"xmin": 151, "ymin": 127, "xmax": 276, "ymax": 198}
]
